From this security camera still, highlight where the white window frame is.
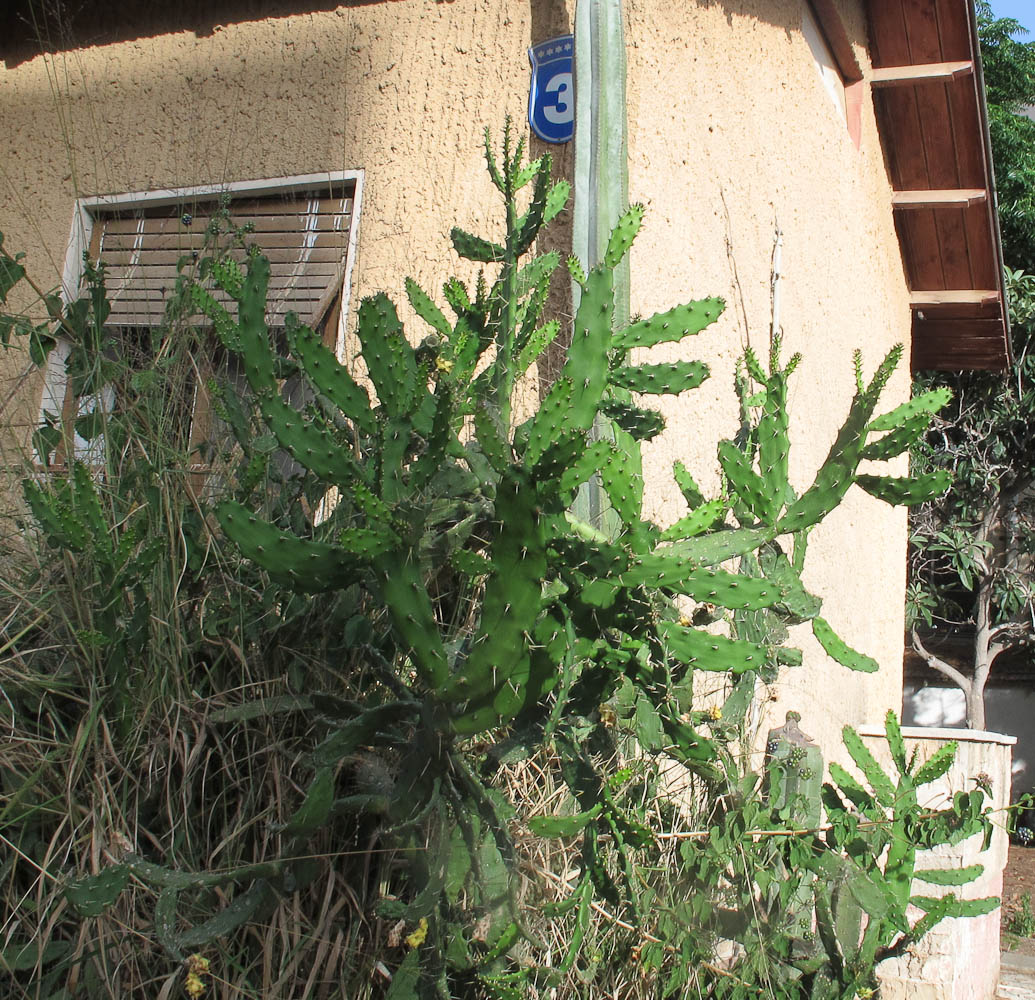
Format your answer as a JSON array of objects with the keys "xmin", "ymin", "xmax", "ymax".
[{"xmin": 40, "ymin": 171, "xmax": 365, "ymax": 461}]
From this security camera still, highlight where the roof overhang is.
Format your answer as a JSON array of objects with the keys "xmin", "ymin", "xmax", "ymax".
[{"xmin": 867, "ymin": 0, "xmax": 1012, "ymax": 372}]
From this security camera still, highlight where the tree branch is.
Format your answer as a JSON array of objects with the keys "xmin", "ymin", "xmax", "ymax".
[{"xmin": 910, "ymin": 629, "xmax": 971, "ymax": 691}]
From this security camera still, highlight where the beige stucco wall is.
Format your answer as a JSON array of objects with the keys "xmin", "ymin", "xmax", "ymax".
[
  {"xmin": 623, "ymin": 0, "xmax": 913, "ymax": 760},
  {"xmin": 0, "ymin": 0, "xmax": 914, "ymax": 751},
  {"xmin": 0, "ymin": 0, "xmax": 573, "ymax": 463}
]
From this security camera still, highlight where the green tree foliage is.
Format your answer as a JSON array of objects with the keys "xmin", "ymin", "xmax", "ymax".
[
  {"xmin": 908, "ymin": 6, "xmax": 1035, "ymax": 729},
  {"xmin": 978, "ymin": 1, "xmax": 1035, "ymax": 273}
]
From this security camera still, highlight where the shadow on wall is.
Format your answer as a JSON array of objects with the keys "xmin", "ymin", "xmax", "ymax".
[
  {"xmin": 0, "ymin": 0, "xmax": 457, "ymax": 67},
  {"xmin": 1, "ymin": 0, "xmax": 842, "ymax": 69},
  {"xmin": 904, "ymin": 684, "xmax": 1035, "ymax": 802}
]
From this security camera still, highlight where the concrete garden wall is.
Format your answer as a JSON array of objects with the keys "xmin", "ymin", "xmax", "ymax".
[{"xmin": 859, "ymin": 725, "xmax": 1015, "ymax": 1000}]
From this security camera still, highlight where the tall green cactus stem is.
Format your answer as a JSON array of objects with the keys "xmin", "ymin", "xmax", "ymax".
[
  {"xmin": 452, "ymin": 122, "xmax": 568, "ymax": 430},
  {"xmin": 766, "ymin": 712, "xmax": 823, "ymax": 830},
  {"xmin": 572, "ymin": 0, "xmax": 630, "ymax": 532}
]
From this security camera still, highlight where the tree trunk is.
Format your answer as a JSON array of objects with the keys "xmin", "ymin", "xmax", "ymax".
[
  {"xmin": 964, "ymin": 680, "xmax": 986, "ymax": 731},
  {"xmin": 910, "ymin": 629, "xmax": 982, "ymax": 728}
]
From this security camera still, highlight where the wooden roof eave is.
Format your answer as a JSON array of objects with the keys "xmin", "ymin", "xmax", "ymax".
[
  {"xmin": 867, "ymin": 0, "xmax": 1012, "ymax": 373},
  {"xmin": 969, "ymin": 0, "xmax": 1013, "ymax": 368}
]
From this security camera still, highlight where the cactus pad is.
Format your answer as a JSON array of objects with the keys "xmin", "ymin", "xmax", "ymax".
[{"xmin": 612, "ymin": 298, "xmax": 725, "ymax": 351}]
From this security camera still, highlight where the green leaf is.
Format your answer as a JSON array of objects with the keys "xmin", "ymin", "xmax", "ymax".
[
  {"xmin": 207, "ymin": 694, "xmax": 313, "ymax": 724},
  {"xmin": 885, "ymin": 710, "xmax": 907, "ymax": 772},
  {"xmin": 28, "ymin": 327, "xmax": 56, "ymax": 366},
  {"xmin": 664, "ymin": 527, "xmax": 772, "ymax": 568},
  {"xmin": 0, "ymin": 939, "xmax": 71, "ymax": 972},
  {"xmin": 910, "ymin": 893, "xmax": 999, "ymax": 918},
  {"xmin": 659, "ymin": 498, "xmax": 727, "ymax": 541},
  {"xmin": 283, "ymin": 314, "xmax": 375, "ymax": 434},
  {"xmin": 634, "ymin": 695, "xmax": 666, "ymax": 749},
  {"xmin": 0, "ymin": 241, "xmax": 28, "ymax": 303},
  {"xmin": 657, "ymin": 621, "xmax": 767, "ymax": 673},
  {"xmin": 604, "ymin": 203, "xmax": 645, "ymax": 268},
  {"xmin": 314, "ymin": 702, "xmax": 415, "ymax": 768},
  {"xmin": 154, "ymin": 886, "xmax": 182, "ymax": 959},
  {"xmin": 512, "ymin": 155, "xmax": 544, "ymax": 191},
  {"xmin": 672, "ymin": 461, "xmax": 706, "ymax": 508},
  {"xmin": 528, "ymin": 803, "xmax": 603, "ymax": 837},
  {"xmin": 357, "ymin": 293, "xmax": 419, "ymax": 420},
  {"xmin": 867, "ymin": 386, "xmax": 952, "ymax": 431},
  {"xmin": 516, "ymin": 319, "xmax": 560, "ymax": 375},
  {"xmin": 217, "ymin": 501, "xmax": 362, "ymax": 593},
  {"xmin": 718, "ymin": 439, "xmax": 775, "ymax": 523},
  {"xmin": 941, "ymin": 895, "xmax": 1000, "ymax": 917},
  {"xmin": 760, "ymin": 545, "xmax": 821, "ymax": 621},
  {"xmin": 856, "ymin": 471, "xmax": 952, "ymax": 506},
  {"xmin": 543, "ymin": 180, "xmax": 571, "ymax": 225},
  {"xmin": 444, "ymin": 826, "xmax": 471, "ymax": 904},
  {"xmin": 176, "ymin": 880, "xmax": 274, "ymax": 949},
  {"xmin": 281, "ymin": 766, "xmax": 335, "ymax": 835},
  {"xmin": 912, "ymin": 741, "xmax": 958, "ymax": 785},
  {"xmin": 610, "ymin": 359, "xmax": 709, "ymax": 395},
  {"xmin": 450, "ymin": 227, "xmax": 505, "ymax": 263},
  {"xmin": 612, "ymin": 297, "xmax": 725, "ymax": 351},
  {"xmin": 846, "ymin": 870, "xmax": 895, "ymax": 923},
  {"xmin": 860, "ymin": 413, "xmax": 930, "ymax": 461},
  {"xmin": 405, "ymin": 277, "xmax": 452, "ymax": 337},
  {"xmin": 473, "ymin": 403, "xmax": 512, "ymax": 474},
  {"xmin": 74, "ymin": 407, "xmax": 106, "ymax": 443}
]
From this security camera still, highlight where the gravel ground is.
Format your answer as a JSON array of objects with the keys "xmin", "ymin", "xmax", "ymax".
[{"xmin": 1003, "ymin": 845, "xmax": 1035, "ymax": 958}]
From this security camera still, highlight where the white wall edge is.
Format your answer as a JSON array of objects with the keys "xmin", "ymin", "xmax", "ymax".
[{"xmin": 857, "ymin": 724, "xmax": 1017, "ymax": 746}]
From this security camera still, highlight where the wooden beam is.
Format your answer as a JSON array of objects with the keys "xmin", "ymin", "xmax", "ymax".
[
  {"xmin": 892, "ymin": 188, "xmax": 988, "ymax": 209},
  {"xmin": 910, "ymin": 289, "xmax": 1000, "ymax": 307},
  {"xmin": 870, "ymin": 61, "xmax": 974, "ymax": 86}
]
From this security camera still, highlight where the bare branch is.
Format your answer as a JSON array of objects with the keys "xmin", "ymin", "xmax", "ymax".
[{"xmin": 910, "ymin": 629, "xmax": 971, "ymax": 691}]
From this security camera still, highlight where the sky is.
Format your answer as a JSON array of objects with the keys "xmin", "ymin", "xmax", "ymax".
[{"xmin": 989, "ymin": 1, "xmax": 1035, "ymax": 33}]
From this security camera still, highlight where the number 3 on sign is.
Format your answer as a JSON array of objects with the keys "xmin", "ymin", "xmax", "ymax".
[
  {"xmin": 543, "ymin": 72, "xmax": 573, "ymax": 126},
  {"xmin": 528, "ymin": 35, "xmax": 575, "ymax": 144}
]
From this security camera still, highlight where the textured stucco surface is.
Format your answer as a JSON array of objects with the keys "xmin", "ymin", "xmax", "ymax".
[
  {"xmin": 623, "ymin": 0, "xmax": 913, "ymax": 758},
  {"xmin": 0, "ymin": 0, "xmax": 572, "ymax": 462},
  {"xmin": 0, "ymin": 1, "xmax": 913, "ymax": 747}
]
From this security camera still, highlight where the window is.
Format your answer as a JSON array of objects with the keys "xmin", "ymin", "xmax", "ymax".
[
  {"xmin": 40, "ymin": 173, "xmax": 363, "ymax": 467},
  {"xmin": 802, "ymin": 1, "xmax": 864, "ymax": 147}
]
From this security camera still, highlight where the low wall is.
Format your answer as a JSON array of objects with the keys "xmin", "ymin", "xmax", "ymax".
[
  {"xmin": 857, "ymin": 726, "xmax": 1015, "ymax": 1000},
  {"xmin": 905, "ymin": 683, "xmax": 1034, "ymax": 802}
]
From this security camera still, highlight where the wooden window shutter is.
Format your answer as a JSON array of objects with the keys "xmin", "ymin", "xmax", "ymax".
[{"xmin": 92, "ymin": 186, "xmax": 355, "ymax": 329}]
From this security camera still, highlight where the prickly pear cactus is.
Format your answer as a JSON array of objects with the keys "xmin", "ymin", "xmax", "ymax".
[
  {"xmin": 718, "ymin": 337, "xmax": 953, "ymax": 674},
  {"xmin": 126, "ymin": 124, "xmax": 960, "ymax": 995}
]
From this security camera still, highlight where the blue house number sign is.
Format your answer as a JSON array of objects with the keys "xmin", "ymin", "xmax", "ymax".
[{"xmin": 528, "ymin": 34, "xmax": 574, "ymax": 144}]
